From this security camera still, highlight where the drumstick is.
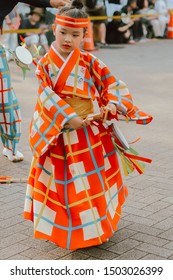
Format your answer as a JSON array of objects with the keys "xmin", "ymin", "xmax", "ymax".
[{"xmin": 0, "ymin": 176, "xmax": 27, "ymax": 184}]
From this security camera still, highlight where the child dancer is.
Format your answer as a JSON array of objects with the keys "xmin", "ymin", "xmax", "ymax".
[{"xmin": 24, "ymin": 0, "xmax": 152, "ymax": 250}]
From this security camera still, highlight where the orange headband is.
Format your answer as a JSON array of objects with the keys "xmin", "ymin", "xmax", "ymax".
[{"xmin": 55, "ymin": 15, "xmax": 89, "ymax": 28}]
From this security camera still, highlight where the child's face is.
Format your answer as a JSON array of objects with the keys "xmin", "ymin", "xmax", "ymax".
[{"xmin": 53, "ymin": 24, "xmax": 84, "ymax": 58}]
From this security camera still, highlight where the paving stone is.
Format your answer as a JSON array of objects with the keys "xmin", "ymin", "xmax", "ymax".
[
  {"xmin": 123, "ymin": 215, "xmax": 156, "ymax": 227},
  {"xmin": 20, "ymin": 238, "xmax": 57, "ymax": 253},
  {"xmin": 114, "ymin": 249, "xmax": 148, "ymax": 260},
  {"xmin": 163, "ymin": 241, "xmax": 173, "ymax": 250},
  {"xmin": 162, "ymin": 197, "xmax": 173, "ymax": 203},
  {"xmin": 1, "ymin": 193, "xmax": 24, "ymax": 203},
  {"xmin": 20, "ymin": 248, "xmax": 47, "ymax": 259},
  {"xmin": 98, "ymin": 241, "xmax": 115, "ymax": 249},
  {"xmin": 109, "ymin": 228, "xmax": 136, "ymax": 244},
  {"xmin": 0, "ymin": 243, "xmax": 30, "ymax": 260},
  {"xmin": 125, "ymin": 199, "xmax": 148, "ymax": 209},
  {"xmin": 147, "ymin": 208, "xmax": 173, "ymax": 223},
  {"xmin": 0, "ymin": 224, "xmax": 28, "ymax": 238},
  {"xmin": 168, "ymin": 255, "xmax": 173, "ymax": 260},
  {"xmin": 158, "ymin": 228, "xmax": 173, "ymax": 241},
  {"xmin": 127, "ymin": 223, "xmax": 164, "ymax": 236},
  {"xmin": 78, "ymin": 247, "xmax": 118, "ymax": 260},
  {"xmin": 123, "ymin": 206, "xmax": 152, "ymax": 217},
  {"xmin": 0, "ymin": 200, "xmax": 23, "ymax": 211},
  {"xmin": 142, "ymin": 201, "xmax": 171, "ymax": 213},
  {"xmin": 60, "ymin": 252, "xmax": 89, "ymax": 260},
  {"xmin": 131, "ymin": 233, "xmax": 169, "ymax": 247},
  {"xmin": 0, "ymin": 233, "xmax": 28, "ymax": 249},
  {"xmin": 136, "ymin": 243, "xmax": 173, "ymax": 258},
  {"xmin": 139, "ymin": 193, "xmax": 166, "ymax": 204},
  {"xmin": 7, "ymin": 254, "xmax": 29, "ymax": 260},
  {"xmin": 107, "ymin": 239, "xmax": 142, "ymax": 255},
  {"xmin": 32, "ymin": 247, "xmax": 71, "ymax": 260},
  {"xmin": 153, "ymin": 217, "xmax": 173, "ymax": 231},
  {"xmin": 116, "ymin": 219, "xmax": 133, "ymax": 230},
  {"xmin": 0, "ymin": 207, "xmax": 23, "ymax": 219},
  {"xmin": 141, "ymin": 254, "xmax": 167, "ymax": 260},
  {"xmin": 0, "ymin": 215, "xmax": 23, "ymax": 229}
]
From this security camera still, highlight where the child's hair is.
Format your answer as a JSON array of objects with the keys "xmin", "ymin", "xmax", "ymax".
[{"xmin": 58, "ymin": 0, "xmax": 88, "ymax": 19}]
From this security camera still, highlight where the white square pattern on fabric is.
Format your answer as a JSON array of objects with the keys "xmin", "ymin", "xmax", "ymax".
[
  {"xmin": 34, "ymin": 200, "xmax": 56, "ymax": 236},
  {"xmin": 105, "ymin": 183, "xmax": 118, "ymax": 219},
  {"xmin": 79, "ymin": 207, "xmax": 104, "ymax": 240},
  {"xmin": 69, "ymin": 161, "xmax": 90, "ymax": 194},
  {"xmin": 24, "ymin": 184, "xmax": 33, "ymax": 213},
  {"xmin": 63, "ymin": 130, "xmax": 79, "ymax": 146}
]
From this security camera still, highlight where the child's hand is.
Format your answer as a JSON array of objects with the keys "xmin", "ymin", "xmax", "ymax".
[
  {"xmin": 105, "ymin": 103, "xmax": 117, "ymax": 115},
  {"xmin": 65, "ymin": 117, "xmax": 90, "ymax": 130},
  {"xmin": 102, "ymin": 103, "xmax": 117, "ymax": 122}
]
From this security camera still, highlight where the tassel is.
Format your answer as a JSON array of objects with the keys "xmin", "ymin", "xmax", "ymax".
[{"xmin": 110, "ymin": 131, "xmax": 152, "ymax": 176}]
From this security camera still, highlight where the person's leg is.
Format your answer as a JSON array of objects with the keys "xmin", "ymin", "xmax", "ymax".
[
  {"xmin": 150, "ymin": 19, "xmax": 161, "ymax": 37},
  {"xmin": 39, "ymin": 34, "xmax": 49, "ymax": 53},
  {"xmin": 24, "ymin": 34, "xmax": 40, "ymax": 56},
  {"xmin": 98, "ymin": 23, "xmax": 107, "ymax": 44},
  {"xmin": 159, "ymin": 18, "xmax": 167, "ymax": 37},
  {"xmin": 0, "ymin": 44, "xmax": 24, "ymax": 162}
]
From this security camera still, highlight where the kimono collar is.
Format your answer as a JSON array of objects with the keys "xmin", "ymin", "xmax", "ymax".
[{"xmin": 55, "ymin": 15, "xmax": 89, "ymax": 28}]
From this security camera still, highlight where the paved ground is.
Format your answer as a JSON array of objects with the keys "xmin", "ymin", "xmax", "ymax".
[{"xmin": 0, "ymin": 39, "xmax": 173, "ymax": 260}]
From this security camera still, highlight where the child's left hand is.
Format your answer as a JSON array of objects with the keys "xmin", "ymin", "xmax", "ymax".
[
  {"xmin": 101, "ymin": 103, "xmax": 117, "ymax": 122},
  {"xmin": 105, "ymin": 103, "xmax": 117, "ymax": 115}
]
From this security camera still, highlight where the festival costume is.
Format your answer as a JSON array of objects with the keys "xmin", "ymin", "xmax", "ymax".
[
  {"xmin": 24, "ymin": 35, "xmax": 152, "ymax": 249},
  {"xmin": 0, "ymin": 44, "xmax": 21, "ymax": 155},
  {"xmin": 0, "ymin": 1, "xmax": 52, "ymax": 159}
]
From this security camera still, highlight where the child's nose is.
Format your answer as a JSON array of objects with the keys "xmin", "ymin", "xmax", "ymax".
[{"xmin": 65, "ymin": 35, "xmax": 71, "ymax": 42}]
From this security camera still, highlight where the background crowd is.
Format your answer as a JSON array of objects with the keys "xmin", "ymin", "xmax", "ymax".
[{"xmin": 1, "ymin": 0, "xmax": 172, "ymax": 59}]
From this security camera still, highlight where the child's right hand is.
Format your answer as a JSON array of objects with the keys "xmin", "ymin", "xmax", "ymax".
[{"xmin": 64, "ymin": 117, "xmax": 90, "ymax": 130}]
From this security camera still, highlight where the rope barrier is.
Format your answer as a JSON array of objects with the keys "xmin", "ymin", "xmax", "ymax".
[{"xmin": 2, "ymin": 11, "xmax": 172, "ymax": 34}]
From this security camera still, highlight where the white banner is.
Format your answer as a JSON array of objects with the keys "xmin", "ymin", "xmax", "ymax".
[{"xmin": 0, "ymin": 260, "xmax": 172, "ymax": 280}]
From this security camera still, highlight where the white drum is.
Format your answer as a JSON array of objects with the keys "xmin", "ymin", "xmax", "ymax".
[{"xmin": 14, "ymin": 46, "xmax": 32, "ymax": 68}]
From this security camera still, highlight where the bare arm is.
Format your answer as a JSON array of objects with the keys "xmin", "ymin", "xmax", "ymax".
[
  {"xmin": 21, "ymin": 0, "xmax": 71, "ymax": 8},
  {"xmin": 50, "ymin": 0, "xmax": 71, "ymax": 8},
  {"xmin": 118, "ymin": 20, "xmax": 134, "ymax": 32}
]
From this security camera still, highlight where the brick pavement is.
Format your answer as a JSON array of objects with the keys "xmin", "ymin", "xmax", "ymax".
[{"xmin": 0, "ymin": 40, "xmax": 173, "ymax": 260}]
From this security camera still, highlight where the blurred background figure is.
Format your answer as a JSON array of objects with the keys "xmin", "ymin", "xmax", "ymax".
[
  {"xmin": 45, "ymin": 7, "xmax": 57, "ymax": 46},
  {"xmin": 2, "ymin": 6, "xmax": 21, "ymax": 61},
  {"xmin": 137, "ymin": 0, "xmax": 167, "ymax": 38},
  {"xmin": 153, "ymin": 0, "xmax": 169, "ymax": 37},
  {"xmin": 18, "ymin": 7, "xmax": 49, "ymax": 55},
  {"xmin": 17, "ymin": 3, "xmax": 31, "ymax": 20},
  {"xmin": 121, "ymin": 0, "xmax": 144, "ymax": 41},
  {"xmin": 106, "ymin": 10, "xmax": 135, "ymax": 43},
  {"xmin": 105, "ymin": 0, "xmax": 128, "ymax": 19},
  {"xmin": 84, "ymin": 0, "xmax": 108, "ymax": 46}
]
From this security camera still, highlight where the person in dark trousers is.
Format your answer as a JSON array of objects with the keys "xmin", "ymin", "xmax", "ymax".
[
  {"xmin": 106, "ymin": 11, "xmax": 134, "ymax": 44},
  {"xmin": 121, "ymin": 0, "xmax": 144, "ymax": 41},
  {"xmin": 0, "ymin": 0, "xmax": 71, "ymax": 162}
]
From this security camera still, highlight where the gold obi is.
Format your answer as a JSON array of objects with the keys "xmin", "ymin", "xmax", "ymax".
[{"xmin": 64, "ymin": 97, "xmax": 94, "ymax": 118}]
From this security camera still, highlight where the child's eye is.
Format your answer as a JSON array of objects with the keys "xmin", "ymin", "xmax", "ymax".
[
  {"xmin": 60, "ymin": 31, "xmax": 65, "ymax": 35},
  {"xmin": 73, "ymin": 34, "xmax": 79, "ymax": 37}
]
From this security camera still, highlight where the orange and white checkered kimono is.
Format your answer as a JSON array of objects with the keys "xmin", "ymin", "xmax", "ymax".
[{"xmin": 24, "ymin": 44, "xmax": 152, "ymax": 250}]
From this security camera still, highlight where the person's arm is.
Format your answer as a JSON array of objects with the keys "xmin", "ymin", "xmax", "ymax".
[
  {"xmin": 0, "ymin": 0, "xmax": 71, "ymax": 27},
  {"xmin": 118, "ymin": 20, "xmax": 134, "ymax": 33},
  {"xmin": 21, "ymin": 0, "xmax": 71, "ymax": 8},
  {"xmin": 88, "ymin": 53, "xmax": 152, "ymax": 124}
]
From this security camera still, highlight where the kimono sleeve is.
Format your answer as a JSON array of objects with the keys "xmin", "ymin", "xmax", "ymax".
[
  {"xmin": 89, "ymin": 54, "xmax": 152, "ymax": 125},
  {"xmin": 29, "ymin": 61, "xmax": 78, "ymax": 158}
]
